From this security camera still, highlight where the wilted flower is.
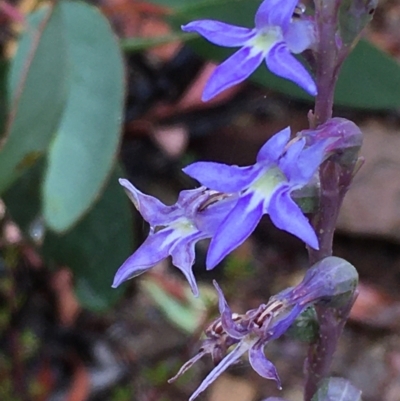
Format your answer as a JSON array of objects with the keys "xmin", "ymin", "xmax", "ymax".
[
  {"xmin": 184, "ymin": 127, "xmax": 329, "ymax": 269},
  {"xmin": 182, "ymin": 0, "xmax": 317, "ymax": 101},
  {"xmin": 169, "ymin": 257, "xmax": 358, "ymax": 401},
  {"xmin": 112, "ymin": 179, "xmax": 237, "ymax": 296}
]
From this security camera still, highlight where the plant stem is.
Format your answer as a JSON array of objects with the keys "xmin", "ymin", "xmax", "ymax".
[
  {"xmin": 312, "ymin": 0, "xmax": 341, "ymax": 128},
  {"xmin": 304, "ymin": 1, "xmax": 351, "ymax": 400}
]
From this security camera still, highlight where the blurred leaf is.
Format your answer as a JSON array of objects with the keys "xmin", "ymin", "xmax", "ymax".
[
  {"xmin": 0, "ymin": 5, "xmax": 68, "ymax": 193},
  {"xmin": 144, "ymin": 0, "xmax": 198, "ymax": 9},
  {"xmin": 312, "ymin": 377, "xmax": 362, "ymax": 401},
  {"xmin": 3, "ymin": 159, "xmax": 43, "ymax": 233},
  {"xmin": 142, "ymin": 278, "xmax": 208, "ymax": 333},
  {"xmin": 339, "ymin": 0, "xmax": 378, "ymax": 47},
  {"xmin": 42, "ymin": 168, "xmax": 134, "ymax": 311},
  {"xmin": 4, "ymin": 164, "xmax": 134, "ymax": 311},
  {"xmin": 335, "ymin": 40, "xmax": 400, "ymax": 109},
  {"xmin": 121, "ymin": 31, "xmax": 195, "ymax": 52},
  {"xmin": 171, "ymin": 0, "xmax": 258, "ymax": 24},
  {"xmin": 0, "ymin": 60, "xmax": 8, "ymax": 133},
  {"xmin": 43, "ymin": 1, "xmax": 125, "ymax": 233},
  {"xmin": 167, "ymin": 0, "xmax": 400, "ymax": 109}
]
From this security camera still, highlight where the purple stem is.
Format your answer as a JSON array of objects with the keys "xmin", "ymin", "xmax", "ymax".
[
  {"xmin": 304, "ymin": 1, "xmax": 355, "ymax": 400},
  {"xmin": 304, "ymin": 293, "xmax": 358, "ymax": 401},
  {"xmin": 312, "ymin": 0, "xmax": 341, "ymax": 128}
]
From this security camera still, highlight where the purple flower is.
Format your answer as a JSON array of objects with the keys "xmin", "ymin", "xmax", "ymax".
[
  {"xmin": 169, "ymin": 257, "xmax": 358, "ymax": 400},
  {"xmin": 181, "ymin": 0, "xmax": 317, "ymax": 101},
  {"xmin": 183, "ymin": 127, "xmax": 329, "ymax": 269},
  {"xmin": 112, "ymin": 179, "xmax": 237, "ymax": 296},
  {"xmin": 169, "ymin": 281, "xmax": 297, "ymax": 400}
]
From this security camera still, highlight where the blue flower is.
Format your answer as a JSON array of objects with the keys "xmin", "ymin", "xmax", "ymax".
[
  {"xmin": 183, "ymin": 127, "xmax": 328, "ymax": 269},
  {"xmin": 112, "ymin": 179, "xmax": 238, "ymax": 296},
  {"xmin": 169, "ymin": 257, "xmax": 358, "ymax": 401},
  {"xmin": 181, "ymin": 0, "xmax": 317, "ymax": 101}
]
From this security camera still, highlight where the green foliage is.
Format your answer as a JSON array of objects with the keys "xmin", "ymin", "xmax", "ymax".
[
  {"xmin": 1, "ymin": 1, "xmax": 132, "ymax": 310},
  {"xmin": 4, "ymin": 164, "xmax": 133, "ymax": 310},
  {"xmin": 142, "ymin": 279, "xmax": 213, "ymax": 333},
  {"xmin": 0, "ymin": 6, "xmax": 68, "ymax": 192},
  {"xmin": 42, "ymin": 2, "xmax": 125, "ymax": 232},
  {"xmin": 43, "ymin": 168, "xmax": 133, "ymax": 310},
  {"xmin": 1, "ymin": 1, "xmax": 125, "ymax": 232}
]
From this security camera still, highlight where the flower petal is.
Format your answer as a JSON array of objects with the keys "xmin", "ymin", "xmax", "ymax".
[
  {"xmin": 270, "ymin": 304, "xmax": 305, "ymax": 339},
  {"xmin": 183, "ymin": 162, "xmax": 259, "ymax": 193},
  {"xmin": 249, "ymin": 343, "xmax": 281, "ymax": 388},
  {"xmin": 112, "ymin": 230, "xmax": 172, "ymax": 288},
  {"xmin": 170, "ymin": 235, "xmax": 202, "ymax": 296},
  {"xmin": 278, "ymin": 138, "xmax": 306, "ymax": 180},
  {"xmin": 286, "ymin": 139, "xmax": 329, "ymax": 185},
  {"xmin": 119, "ymin": 178, "xmax": 173, "ymax": 226},
  {"xmin": 214, "ymin": 280, "xmax": 248, "ymax": 339},
  {"xmin": 202, "ymin": 46, "xmax": 264, "ymax": 101},
  {"xmin": 181, "ymin": 20, "xmax": 255, "ymax": 47},
  {"xmin": 256, "ymin": 127, "xmax": 291, "ymax": 163},
  {"xmin": 254, "ymin": 0, "xmax": 298, "ymax": 31},
  {"xmin": 196, "ymin": 195, "xmax": 239, "ymax": 236},
  {"xmin": 207, "ymin": 194, "xmax": 263, "ymax": 269},
  {"xmin": 266, "ymin": 42, "xmax": 317, "ymax": 96},
  {"xmin": 284, "ymin": 18, "xmax": 317, "ymax": 54},
  {"xmin": 189, "ymin": 341, "xmax": 251, "ymax": 401},
  {"xmin": 268, "ymin": 186, "xmax": 318, "ymax": 249}
]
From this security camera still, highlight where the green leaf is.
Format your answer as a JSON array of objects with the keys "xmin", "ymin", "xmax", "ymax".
[
  {"xmin": 335, "ymin": 40, "xmax": 400, "ymax": 109},
  {"xmin": 0, "ymin": 60, "xmax": 8, "ymax": 134},
  {"xmin": 42, "ymin": 1, "xmax": 125, "ymax": 233},
  {"xmin": 0, "ymin": 5, "xmax": 68, "ymax": 193},
  {"xmin": 42, "ymin": 167, "xmax": 134, "ymax": 311},
  {"xmin": 312, "ymin": 378, "xmax": 362, "ymax": 401},
  {"xmin": 142, "ymin": 279, "xmax": 208, "ymax": 333},
  {"xmin": 167, "ymin": 0, "xmax": 400, "ymax": 109}
]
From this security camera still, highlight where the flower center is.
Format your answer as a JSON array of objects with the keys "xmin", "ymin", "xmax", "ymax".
[
  {"xmin": 250, "ymin": 166, "xmax": 287, "ymax": 202},
  {"xmin": 170, "ymin": 217, "xmax": 197, "ymax": 235},
  {"xmin": 251, "ymin": 26, "xmax": 283, "ymax": 54}
]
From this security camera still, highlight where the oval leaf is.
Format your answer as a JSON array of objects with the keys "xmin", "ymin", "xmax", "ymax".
[
  {"xmin": 43, "ymin": 1, "xmax": 125, "ymax": 232},
  {"xmin": 0, "ymin": 5, "xmax": 68, "ymax": 193}
]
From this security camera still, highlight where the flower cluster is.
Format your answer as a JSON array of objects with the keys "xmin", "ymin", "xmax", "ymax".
[
  {"xmin": 182, "ymin": 0, "xmax": 317, "ymax": 101},
  {"xmin": 169, "ymin": 257, "xmax": 358, "ymax": 401},
  {"xmin": 113, "ymin": 127, "xmax": 329, "ymax": 294}
]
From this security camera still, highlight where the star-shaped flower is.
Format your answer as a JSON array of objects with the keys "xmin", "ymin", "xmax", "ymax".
[
  {"xmin": 112, "ymin": 179, "xmax": 238, "ymax": 296},
  {"xmin": 183, "ymin": 127, "xmax": 328, "ymax": 269},
  {"xmin": 182, "ymin": 0, "xmax": 317, "ymax": 101}
]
